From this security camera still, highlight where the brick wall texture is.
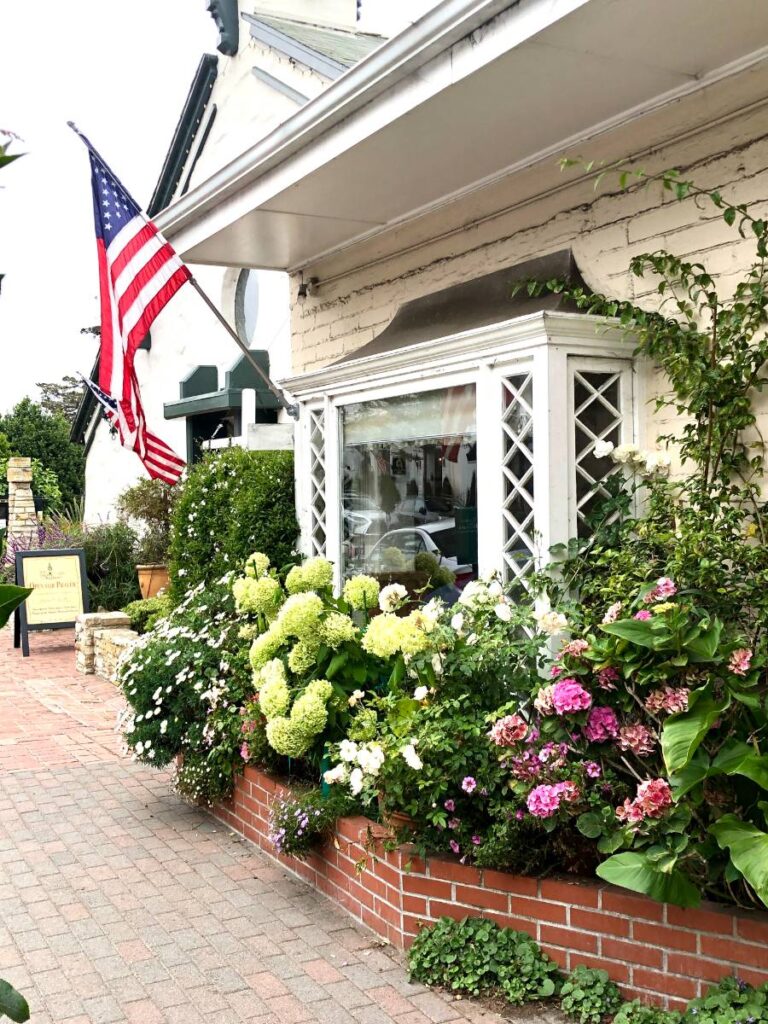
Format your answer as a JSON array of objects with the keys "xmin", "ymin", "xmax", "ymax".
[
  {"xmin": 214, "ymin": 766, "xmax": 768, "ymax": 1011},
  {"xmin": 289, "ymin": 106, "xmax": 768, "ymax": 470}
]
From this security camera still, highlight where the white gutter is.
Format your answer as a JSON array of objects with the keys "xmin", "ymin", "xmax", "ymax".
[{"xmin": 156, "ymin": 0, "xmax": 588, "ymax": 239}]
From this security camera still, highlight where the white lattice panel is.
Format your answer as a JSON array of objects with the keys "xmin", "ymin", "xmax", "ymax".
[
  {"xmin": 501, "ymin": 373, "xmax": 536, "ymax": 581},
  {"xmin": 308, "ymin": 409, "xmax": 327, "ymax": 555},
  {"xmin": 573, "ymin": 370, "xmax": 622, "ymax": 538}
]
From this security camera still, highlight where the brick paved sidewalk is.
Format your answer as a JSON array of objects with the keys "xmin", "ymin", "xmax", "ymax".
[{"xmin": 0, "ymin": 626, "xmax": 514, "ymax": 1024}]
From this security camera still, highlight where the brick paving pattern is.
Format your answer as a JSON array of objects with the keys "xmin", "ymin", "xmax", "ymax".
[{"xmin": 0, "ymin": 626, "xmax": 516, "ymax": 1024}]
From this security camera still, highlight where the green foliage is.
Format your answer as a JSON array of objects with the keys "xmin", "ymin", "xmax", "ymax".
[
  {"xmin": 0, "ymin": 977, "xmax": 29, "ymax": 1023},
  {"xmin": 118, "ymin": 574, "xmax": 257, "ymax": 804},
  {"xmin": 413, "ymin": 551, "xmax": 456, "ymax": 588},
  {"xmin": 168, "ymin": 447, "xmax": 297, "ymax": 604},
  {"xmin": 268, "ymin": 788, "xmax": 358, "ymax": 858},
  {"xmin": 559, "ymin": 966, "xmax": 622, "ymax": 1024},
  {"xmin": 118, "ymin": 478, "xmax": 178, "ymax": 565},
  {"xmin": 122, "ymin": 595, "xmax": 171, "ymax": 634},
  {"xmin": 35, "ymin": 375, "xmax": 84, "ymax": 425},
  {"xmin": 408, "ymin": 916, "xmax": 560, "ymax": 1004},
  {"xmin": 614, "ymin": 1001, "xmax": 681, "ymax": 1024},
  {"xmin": 682, "ymin": 977, "xmax": 768, "ymax": 1024},
  {"xmin": 83, "ymin": 521, "xmax": 140, "ymax": 610},
  {"xmin": 0, "ymin": 454, "xmax": 62, "ymax": 511},
  {"xmin": 0, "ymin": 398, "xmax": 84, "ymax": 505},
  {"xmin": 0, "ymin": 585, "xmax": 31, "ymax": 629}
]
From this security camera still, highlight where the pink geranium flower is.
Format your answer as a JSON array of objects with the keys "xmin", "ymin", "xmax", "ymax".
[
  {"xmin": 617, "ymin": 723, "xmax": 655, "ymax": 757},
  {"xmin": 729, "ymin": 648, "xmax": 752, "ymax": 676},
  {"xmin": 551, "ymin": 679, "xmax": 592, "ymax": 715},
  {"xmin": 645, "ymin": 577, "xmax": 677, "ymax": 603},
  {"xmin": 584, "ymin": 761, "xmax": 602, "ymax": 778},
  {"xmin": 634, "ymin": 610, "xmax": 652, "ymax": 621},
  {"xmin": 596, "ymin": 666, "xmax": 620, "ymax": 690},
  {"xmin": 584, "ymin": 706, "xmax": 619, "ymax": 743},
  {"xmin": 526, "ymin": 784, "xmax": 563, "ymax": 818},
  {"xmin": 444, "ymin": 799, "xmax": 455, "ymax": 812},
  {"xmin": 449, "ymin": 839, "xmax": 460, "ymax": 855},
  {"xmin": 645, "ymin": 686, "xmax": 689, "ymax": 715},
  {"xmin": 462, "ymin": 776, "xmax": 477, "ymax": 794},
  {"xmin": 489, "ymin": 714, "xmax": 528, "ymax": 746},
  {"xmin": 561, "ymin": 639, "xmax": 590, "ymax": 658},
  {"xmin": 240, "ymin": 743, "xmax": 250, "ymax": 761}
]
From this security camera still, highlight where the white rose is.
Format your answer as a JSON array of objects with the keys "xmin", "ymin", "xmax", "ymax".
[
  {"xmin": 611, "ymin": 443, "xmax": 640, "ymax": 465},
  {"xmin": 349, "ymin": 768, "xmax": 364, "ymax": 795},
  {"xmin": 379, "ymin": 583, "xmax": 409, "ymax": 613},
  {"xmin": 466, "ymin": 633, "xmax": 479, "ymax": 646},
  {"xmin": 593, "ymin": 439, "xmax": 615, "ymax": 459},
  {"xmin": 494, "ymin": 602, "xmax": 512, "ymax": 622},
  {"xmin": 643, "ymin": 451, "xmax": 672, "ymax": 475},
  {"xmin": 414, "ymin": 685, "xmax": 429, "ymax": 701},
  {"xmin": 487, "ymin": 580, "xmax": 503, "ymax": 599},
  {"xmin": 450, "ymin": 612, "xmax": 465, "ymax": 633},
  {"xmin": 533, "ymin": 609, "xmax": 569, "ymax": 635},
  {"xmin": 339, "ymin": 739, "xmax": 359, "ymax": 762},
  {"xmin": 348, "ymin": 689, "xmax": 365, "ymax": 707},
  {"xmin": 323, "ymin": 764, "xmax": 348, "ymax": 785},
  {"xmin": 431, "ymin": 653, "xmax": 443, "ymax": 677},
  {"xmin": 401, "ymin": 743, "xmax": 423, "ymax": 771}
]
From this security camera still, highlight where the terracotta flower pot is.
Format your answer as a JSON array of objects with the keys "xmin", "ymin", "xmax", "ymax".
[{"xmin": 136, "ymin": 564, "xmax": 169, "ymax": 599}]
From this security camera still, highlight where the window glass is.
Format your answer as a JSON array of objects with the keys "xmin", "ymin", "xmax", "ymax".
[
  {"xmin": 235, "ymin": 270, "xmax": 260, "ymax": 345},
  {"xmin": 341, "ymin": 385, "xmax": 477, "ymax": 588}
]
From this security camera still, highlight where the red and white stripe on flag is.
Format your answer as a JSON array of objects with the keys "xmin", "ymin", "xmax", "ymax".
[{"xmin": 85, "ymin": 137, "xmax": 188, "ymax": 484}]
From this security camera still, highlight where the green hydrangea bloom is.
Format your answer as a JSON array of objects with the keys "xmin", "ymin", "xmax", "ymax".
[
  {"xmin": 277, "ymin": 592, "xmax": 324, "ymax": 639},
  {"xmin": 361, "ymin": 612, "xmax": 404, "ymax": 658},
  {"xmin": 266, "ymin": 716, "xmax": 313, "ymax": 757},
  {"xmin": 291, "ymin": 680, "xmax": 331, "ymax": 739},
  {"xmin": 244, "ymin": 552, "xmax": 271, "ymax": 579},
  {"xmin": 285, "ymin": 557, "xmax": 334, "ymax": 595},
  {"xmin": 233, "ymin": 575, "xmax": 283, "ymax": 615},
  {"xmin": 398, "ymin": 612, "xmax": 430, "ymax": 655},
  {"xmin": 287, "ymin": 639, "xmax": 320, "ymax": 675},
  {"xmin": 249, "ymin": 626, "xmax": 284, "ymax": 669},
  {"xmin": 257, "ymin": 659, "xmax": 290, "ymax": 719},
  {"xmin": 343, "ymin": 574, "xmax": 380, "ymax": 611},
  {"xmin": 323, "ymin": 612, "xmax": 357, "ymax": 649}
]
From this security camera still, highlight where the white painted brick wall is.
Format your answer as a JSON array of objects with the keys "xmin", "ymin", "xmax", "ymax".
[{"xmin": 289, "ymin": 108, "xmax": 768, "ymax": 482}]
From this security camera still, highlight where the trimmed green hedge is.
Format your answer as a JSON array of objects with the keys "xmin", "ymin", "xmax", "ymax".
[{"xmin": 168, "ymin": 447, "xmax": 297, "ymax": 604}]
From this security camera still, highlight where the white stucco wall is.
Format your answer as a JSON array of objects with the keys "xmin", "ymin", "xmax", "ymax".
[{"xmin": 83, "ymin": 266, "xmax": 290, "ymax": 523}]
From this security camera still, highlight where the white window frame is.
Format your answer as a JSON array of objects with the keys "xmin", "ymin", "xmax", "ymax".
[{"xmin": 281, "ymin": 312, "xmax": 638, "ymax": 589}]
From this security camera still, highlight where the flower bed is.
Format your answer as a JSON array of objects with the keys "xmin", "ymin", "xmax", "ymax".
[{"xmin": 213, "ymin": 765, "xmax": 768, "ymax": 1011}]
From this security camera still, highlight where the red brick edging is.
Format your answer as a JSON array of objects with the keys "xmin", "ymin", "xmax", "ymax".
[{"xmin": 213, "ymin": 766, "xmax": 768, "ymax": 1009}]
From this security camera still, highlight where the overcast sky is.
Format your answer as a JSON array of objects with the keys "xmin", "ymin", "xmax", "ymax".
[{"xmin": 0, "ymin": 0, "xmax": 216, "ymax": 413}]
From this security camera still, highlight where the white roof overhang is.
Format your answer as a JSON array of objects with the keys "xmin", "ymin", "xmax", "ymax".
[{"xmin": 156, "ymin": 0, "xmax": 768, "ymax": 274}]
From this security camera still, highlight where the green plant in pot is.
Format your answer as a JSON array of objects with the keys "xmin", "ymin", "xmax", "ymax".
[{"xmin": 117, "ymin": 478, "xmax": 178, "ymax": 599}]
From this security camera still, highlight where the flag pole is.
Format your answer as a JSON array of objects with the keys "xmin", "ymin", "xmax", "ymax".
[
  {"xmin": 188, "ymin": 277, "xmax": 298, "ymax": 420},
  {"xmin": 68, "ymin": 121, "xmax": 298, "ymax": 421}
]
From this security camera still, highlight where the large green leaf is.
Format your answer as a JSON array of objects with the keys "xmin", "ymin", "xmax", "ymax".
[
  {"xmin": 0, "ymin": 979, "xmax": 29, "ymax": 1023},
  {"xmin": 661, "ymin": 687, "xmax": 729, "ymax": 775},
  {"xmin": 600, "ymin": 619, "xmax": 659, "ymax": 648},
  {"xmin": 685, "ymin": 619, "xmax": 722, "ymax": 662},
  {"xmin": 0, "ymin": 585, "xmax": 32, "ymax": 629},
  {"xmin": 669, "ymin": 749, "xmax": 710, "ymax": 799},
  {"xmin": 710, "ymin": 815, "xmax": 768, "ymax": 907},
  {"xmin": 596, "ymin": 852, "xmax": 700, "ymax": 907},
  {"xmin": 712, "ymin": 742, "xmax": 768, "ymax": 791}
]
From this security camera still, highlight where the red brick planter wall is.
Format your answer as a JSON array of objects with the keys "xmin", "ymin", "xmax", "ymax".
[{"xmin": 213, "ymin": 766, "xmax": 768, "ymax": 1009}]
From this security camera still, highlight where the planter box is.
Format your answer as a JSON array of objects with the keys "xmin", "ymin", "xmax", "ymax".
[{"xmin": 213, "ymin": 765, "xmax": 768, "ymax": 1011}]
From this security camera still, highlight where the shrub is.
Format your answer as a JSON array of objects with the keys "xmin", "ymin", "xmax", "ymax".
[
  {"xmin": 82, "ymin": 521, "xmax": 140, "ymax": 610},
  {"xmin": 122, "ymin": 595, "xmax": 171, "ymax": 634},
  {"xmin": 682, "ymin": 977, "xmax": 768, "ymax": 1024},
  {"xmin": 268, "ymin": 788, "xmax": 358, "ymax": 858},
  {"xmin": 118, "ymin": 574, "xmax": 257, "ymax": 803},
  {"xmin": 559, "ymin": 966, "xmax": 622, "ymax": 1024},
  {"xmin": 408, "ymin": 916, "xmax": 560, "ymax": 1004},
  {"xmin": 614, "ymin": 1001, "xmax": 681, "ymax": 1024},
  {"xmin": 117, "ymin": 478, "xmax": 178, "ymax": 565},
  {"xmin": 167, "ymin": 447, "xmax": 297, "ymax": 604}
]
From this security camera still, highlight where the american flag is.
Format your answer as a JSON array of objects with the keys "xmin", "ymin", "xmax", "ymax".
[{"xmin": 78, "ymin": 128, "xmax": 187, "ymax": 484}]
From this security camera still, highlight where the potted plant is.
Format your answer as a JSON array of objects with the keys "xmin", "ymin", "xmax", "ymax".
[{"xmin": 117, "ymin": 478, "xmax": 178, "ymax": 599}]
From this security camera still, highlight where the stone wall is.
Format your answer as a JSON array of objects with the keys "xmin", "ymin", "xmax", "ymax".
[
  {"xmin": 75, "ymin": 612, "xmax": 137, "ymax": 682},
  {"xmin": 6, "ymin": 456, "xmax": 37, "ymax": 546}
]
